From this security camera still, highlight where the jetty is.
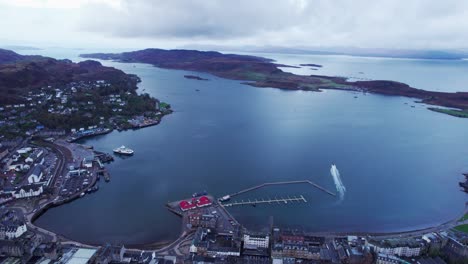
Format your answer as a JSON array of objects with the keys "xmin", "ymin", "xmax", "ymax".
[
  {"xmin": 223, "ymin": 195, "xmax": 307, "ymax": 207},
  {"xmin": 220, "ymin": 180, "xmax": 335, "ymax": 202}
]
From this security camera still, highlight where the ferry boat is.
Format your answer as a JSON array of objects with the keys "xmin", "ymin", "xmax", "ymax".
[{"xmin": 113, "ymin": 145, "xmax": 134, "ymax": 155}]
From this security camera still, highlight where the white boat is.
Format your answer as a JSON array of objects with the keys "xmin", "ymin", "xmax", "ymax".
[{"xmin": 113, "ymin": 145, "xmax": 134, "ymax": 155}]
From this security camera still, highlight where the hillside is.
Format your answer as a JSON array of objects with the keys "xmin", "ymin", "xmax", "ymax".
[{"xmin": 0, "ymin": 49, "xmax": 137, "ymax": 105}]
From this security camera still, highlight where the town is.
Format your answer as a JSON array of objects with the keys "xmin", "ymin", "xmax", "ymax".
[{"xmin": 0, "ymin": 78, "xmax": 172, "ymax": 140}]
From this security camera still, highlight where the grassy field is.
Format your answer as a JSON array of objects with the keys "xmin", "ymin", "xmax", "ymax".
[
  {"xmin": 461, "ymin": 213, "xmax": 468, "ymax": 222},
  {"xmin": 428, "ymin": 107, "xmax": 468, "ymax": 118},
  {"xmin": 455, "ymin": 224, "xmax": 468, "ymax": 233}
]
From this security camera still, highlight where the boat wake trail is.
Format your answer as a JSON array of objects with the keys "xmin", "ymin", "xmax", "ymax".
[{"xmin": 330, "ymin": 164, "xmax": 346, "ymax": 200}]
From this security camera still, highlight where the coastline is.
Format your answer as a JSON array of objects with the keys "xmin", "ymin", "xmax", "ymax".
[
  {"xmin": 80, "ymin": 49, "xmax": 468, "ymax": 117},
  {"xmin": 21, "ymin": 51, "xmax": 467, "ymax": 252}
]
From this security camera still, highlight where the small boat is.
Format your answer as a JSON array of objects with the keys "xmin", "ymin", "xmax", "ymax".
[
  {"xmin": 113, "ymin": 145, "xmax": 134, "ymax": 155},
  {"xmin": 80, "ymin": 192, "xmax": 85, "ymax": 197},
  {"xmin": 87, "ymin": 185, "xmax": 99, "ymax": 194}
]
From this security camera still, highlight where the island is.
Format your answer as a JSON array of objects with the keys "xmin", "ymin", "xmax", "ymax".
[
  {"xmin": 300, "ymin": 63, "xmax": 323, "ymax": 67},
  {"xmin": 184, "ymin": 74, "xmax": 209, "ymax": 81},
  {"xmin": 81, "ymin": 48, "xmax": 468, "ymax": 117}
]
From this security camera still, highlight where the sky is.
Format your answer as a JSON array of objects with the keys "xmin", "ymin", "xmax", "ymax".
[{"xmin": 1, "ymin": 0, "xmax": 468, "ymax": 51}]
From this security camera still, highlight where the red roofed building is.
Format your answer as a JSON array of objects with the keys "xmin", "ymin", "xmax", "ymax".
[
  {"xmin": 179, "ymin": 200, "xmax": 197, "ymax": 211},
  {"xmin": 179, "ymin": 196, "xmax": 212, "ymax": 211},
  {"xmin": 197, "ymin": 196, "xmax": 212, "ymax": 208}
]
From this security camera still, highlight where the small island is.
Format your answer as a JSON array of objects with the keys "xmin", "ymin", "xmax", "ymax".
[
  {"xmin": 184, "ymin": 74, "xmax": 209, "ymax": 81},
  {"xmin": 300, "ymin": 63, "xmax": 323, "ymax": 67}
]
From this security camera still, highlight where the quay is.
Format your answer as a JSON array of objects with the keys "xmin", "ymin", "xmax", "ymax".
[
  {"xmin": 223, "ymin": 195, "xmax": 307, "ymax": 207},
  {"xmin": 220, "ymin": 180, "xmax": 336, "ymax": 202}
]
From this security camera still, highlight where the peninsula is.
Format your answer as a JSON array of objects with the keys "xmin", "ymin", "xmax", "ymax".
[
  {"xmin": 81, "ymin": 49, "xmax": 468, "ymax": 117},
  {"xmin": 0, "ymin": 48, "xmax": 172, "ymax": 138}
]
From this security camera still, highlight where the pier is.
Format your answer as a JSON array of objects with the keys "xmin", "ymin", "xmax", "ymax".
[
  {"xmin": 223, "ymin": 195, "xmax": 307, "ymax": 207},
  {"xmin": 221, "ymin": 180, "xmax": 336, "ymax": 202}
]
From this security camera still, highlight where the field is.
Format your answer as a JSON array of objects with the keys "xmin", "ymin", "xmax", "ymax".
[
  {"xmin": 428, "ymin": 107, "xmax": 468, "ymax": 118},
  {"xmin": 454, "ymin": 224, "xmax": 468, "ymax": 233}
]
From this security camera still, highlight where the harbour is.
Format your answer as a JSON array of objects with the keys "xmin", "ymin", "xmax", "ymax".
[
  {"xmin": 33, "ymin": 50, "xmax": 468, "ymax": 245},
  {"xmin": 223, "ymin": 195, "xmax": 307, "ymax": 207}
]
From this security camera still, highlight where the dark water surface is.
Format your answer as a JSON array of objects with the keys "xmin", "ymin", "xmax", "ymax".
[{"xmin": 33, "ymin": 50, "xmax": 468, "ymax": 245}]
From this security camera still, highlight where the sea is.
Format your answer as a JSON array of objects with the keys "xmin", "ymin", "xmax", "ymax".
[{"xmin": 25, "ymin": 48, "xmax": 468, "ymax": 245}]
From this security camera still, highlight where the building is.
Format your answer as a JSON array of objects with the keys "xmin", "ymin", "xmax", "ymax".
[
  {"xmin": 370, "ymin": 238, "xmax": 424, "ymax": 257},
  {"xmin": 192, "ymin": 228, "xmax": 241, "ymax": 258},
  {"xmin": 179, "ymin": 196, "xmax": 212, "ymax": 211},
  {"xmin": 82, "ymin": 155, "xmax": 94, "ymax": 169},
  {"xmin": 0, "ymin": 210, "xmax": 27, "ymax": 240},
  {"xmin": 0, "ymin": 233, "xmax": 41, "ymax": 262},
  {"xmin": 56, "ymin": 247, "xmax": 98, "ymax": 264},
  {"xmin": 376, "ymin": 253, "xmax": 403, "ymax": 264},
  {"xmin": 27, "ymin": 165, "xmax": 43, "ymax": 184},
  {"xmin": 12, "ymin": 184, "xmax": 43, "ymax": 199},
  {"xmin": 443, "ymin": 236, "xmax": 468, "ymax": 262},
  {"xmin": 243, "ymin": 234, "xmax": 269, "ymax": 250}
]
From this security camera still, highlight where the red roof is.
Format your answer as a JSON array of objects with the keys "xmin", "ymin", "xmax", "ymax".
[
  {"xmin": 179, "ymin": 200, "xmax": 197, "ymax": 211},
  {"xmin": 179, "ymin": 196, "xmax": 212, "ymax": 211},
  {"xmin": 197, "ymin": 196, "xmax": 212, "ymax": 207}
]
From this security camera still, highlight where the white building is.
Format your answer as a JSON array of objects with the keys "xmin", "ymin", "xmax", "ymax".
[
  {"xmin": 370, "ymin": 242, "xmax": 422, "ymax": 258},
  {"xmin": 13, "ymin": 185, "xmax": 43, "ymax": 199},
  {"xmin": 16, "ymin": 147, "xmax": 32, "ymax": 154},
  {"xmin": 3, "ymin": 223, "xmax": 27, "ymax": 239},
  {"xmin": 243, "ymin": 234, "xmax": 270, "ymax": 249}
]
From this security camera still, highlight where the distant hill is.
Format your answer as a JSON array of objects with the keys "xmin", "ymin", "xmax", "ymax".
[
  {"xmin": 0, "ymin": 45, "xmax": 42, "ymax": 51},
  {"xmin": 181, "ymin": 45, "xmax": 468, "ymax": 60},
  {"xmin": 0, "ymin": 48, "xmax": 28, "ymax": 64},
  {"xmin": 0, "ymin": 49, "xmax": 137, "ymax": 104}
]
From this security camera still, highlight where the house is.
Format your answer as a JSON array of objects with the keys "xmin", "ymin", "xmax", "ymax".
[{"xmin": 13, "ymin": 184, "xmax": 43, "ymax": 199}]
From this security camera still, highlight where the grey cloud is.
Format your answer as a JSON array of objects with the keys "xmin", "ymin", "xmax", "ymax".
[{"xmin": 78, "ymin": 0, "xmax": 468, "ymax": 49}]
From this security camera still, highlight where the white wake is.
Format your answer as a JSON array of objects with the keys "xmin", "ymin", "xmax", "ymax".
[{"xmin": 331, "ymin": 164, "xmax": 346, "ymax": 200}]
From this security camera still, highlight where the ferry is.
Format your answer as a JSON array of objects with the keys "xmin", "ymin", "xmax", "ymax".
[{"xmin": 113, "ymin": 145, "xmax": 134, "ymax": 155}]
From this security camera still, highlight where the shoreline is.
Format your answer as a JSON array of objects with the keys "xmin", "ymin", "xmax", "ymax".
[
  {"xmin": 80, "ymin": 49, "xmax": 468, "ymax": 117},
  {"xmin": 29, "ymin": 170, "xmax": 468, "ymax": 250},
  {"xmin": 22, "ymin": 53, "xmax": 468, "ymax": 252}
]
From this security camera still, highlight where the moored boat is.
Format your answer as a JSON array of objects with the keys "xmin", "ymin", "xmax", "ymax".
[{"xmin": 113, "ymin": 145, "xmax": 134, "ymax": 155}]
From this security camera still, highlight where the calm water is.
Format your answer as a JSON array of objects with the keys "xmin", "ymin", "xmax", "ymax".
[{"xmin": 32, "ymin": 49, "xmax": 468, "ymax": 245}]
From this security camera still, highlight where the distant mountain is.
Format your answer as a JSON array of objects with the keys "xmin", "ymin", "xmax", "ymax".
[
  {"xmin": 0, "ymin": 45, "xmax": 42, "ymax": 51},
  {"xmin": 181, "ymin": 45, "xmax": 468, "ymax": 60}
]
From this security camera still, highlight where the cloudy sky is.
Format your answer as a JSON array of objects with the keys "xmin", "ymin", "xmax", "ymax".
[{"xmin": 1, "ymin": 0, "xmax": 467, "ymax": 50}]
